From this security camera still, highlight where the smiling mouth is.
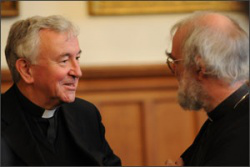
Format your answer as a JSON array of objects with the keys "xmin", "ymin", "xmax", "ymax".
[{"xmin": 64, "ymin": 83, "xmax": 77, "ymax": 90}]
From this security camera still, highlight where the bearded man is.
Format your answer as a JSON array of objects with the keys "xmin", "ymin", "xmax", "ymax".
[{"xmin": 165, "ymin": 11, "xmax": 249, "ymax": 166}]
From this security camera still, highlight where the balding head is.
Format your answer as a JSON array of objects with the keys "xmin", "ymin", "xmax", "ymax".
[
  {"xmin": 170, "ymin": 11, "xmax": 249, "ymax": 84},
  {"xmin": 172, "ymin": 12, "xmax": 243, "ymax": 47},
  {"xmin": 196, "ymin": 13, "xmax": 233, "ymax": 28}
]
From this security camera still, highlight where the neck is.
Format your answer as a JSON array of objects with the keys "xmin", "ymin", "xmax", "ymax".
[
  {"xmin": 202, "ymin": 79, "xmax": 245, "ymax": 112},
  {"xmin": 16, "ymin": 81, "xmax": 59, "ymax": 110}
]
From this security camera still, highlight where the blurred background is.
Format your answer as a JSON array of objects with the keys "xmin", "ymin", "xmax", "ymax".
[{"xmin": 1, "ymin": 1, "xmax": 249, "ymax": 166}]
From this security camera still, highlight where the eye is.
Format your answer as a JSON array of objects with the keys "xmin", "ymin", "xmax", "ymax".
[
  {"xmin": 61, "ymin": 59, "xmax": 69, "ymax": 64},
  {"xmin": 76, "ymin": 56, "xmax": 80, "ymax": 61}
]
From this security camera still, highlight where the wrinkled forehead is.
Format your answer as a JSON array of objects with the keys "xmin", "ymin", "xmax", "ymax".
[
  {"xmin": 173, "ymin": 26, "xmax": 188, "ymax": 43},
  {"xmin": 171, "ymin": 26, "xmax": 189, "ymax": 58},
  {"xmin": 37, "ymin": 29, "xmax": 79, "ymax": 58}
]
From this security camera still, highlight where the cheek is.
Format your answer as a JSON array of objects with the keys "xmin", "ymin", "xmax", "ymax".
[
  {"xmin": 176, "ymin": 72, "xmax": 184, "ymax": 84},
  {"xmin": 48, "ymin": 68, "xmax": 69, "ymax": 81},
  {"xmin": 32, "ymin": 68, "xmax": 49, "ymax": 83},
  {"xmin": 55, "ymin": 73, "xmax": 67, "ymax": 82},
  {"xmin": 33, "ymin": 64, "xmax": 70, "ymax": 84},
  {"xmin": 37, "ymin": 70, "xmax": 68, "ymax": 88}
]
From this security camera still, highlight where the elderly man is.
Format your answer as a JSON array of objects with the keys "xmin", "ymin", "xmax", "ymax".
[
  {"xmin": 1, "ymin": 15, "xmax": 121, "ymax": 166},
  {"xmin": 165, "ymin": 12, "xmax": 249, "ymax": 166}
]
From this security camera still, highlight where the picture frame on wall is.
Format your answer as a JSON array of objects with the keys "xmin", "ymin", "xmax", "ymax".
[
  {"xmin": 88, "ymin": 1, "xmax": 246, "ymax": 16},
  {"xmin": 1, "ymin": 1, "xmax": 19, "ymax": 17}
]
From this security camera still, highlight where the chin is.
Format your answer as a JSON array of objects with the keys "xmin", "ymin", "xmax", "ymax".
[{"xmin": 61, "ymin": 94, "xmax": 76, "ymax": 103}]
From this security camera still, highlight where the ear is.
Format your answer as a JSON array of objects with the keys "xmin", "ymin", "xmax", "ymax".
[
  {"xmin": 195, "ymin": 56, "xmax": 207, "ymax": 81},
  {"xmin": 15, "ymin": 58, "xmax": 34, "ymax": 84}
]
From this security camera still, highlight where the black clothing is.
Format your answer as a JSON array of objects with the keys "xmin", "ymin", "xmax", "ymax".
[
  {"xmin": 34, "ymin": 109, "xmax": 95, "ymax": 166},
  {"xmin": 15, "ymin": 84, "xmax": 58, "ymax": 150},
  {"xmin": 1, "ymin": 84, "xmax": 121, "ymax": 166},
  {"xmin": 181, "ymin": 84, "xmax": 249, "ymax": 166}
]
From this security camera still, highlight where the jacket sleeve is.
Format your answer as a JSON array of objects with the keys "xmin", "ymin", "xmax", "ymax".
[
  {"xmin": 94, "ymin": 106, "xmax": 122, "ymax": 166},
  {"xmin": 1, "ymin": 136, "xmax": 26, "ymax": 166}
]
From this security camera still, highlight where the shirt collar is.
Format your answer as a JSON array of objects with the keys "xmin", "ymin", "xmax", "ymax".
[
  {"xmin": 207, "ymin": 83, "xmax": 249, "ymax": 122},
  {"xmin": 14, "ymin": 84, "xmax": 57, "ymax": 118},
  {"xmin": 42, "ymin": 109, "xmax": 57, "ymax": 118}
]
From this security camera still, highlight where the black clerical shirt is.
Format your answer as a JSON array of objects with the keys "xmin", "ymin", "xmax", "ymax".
[
  {"xmin": 14, "ymin": 85, "xmax": 58, "ymax": 151},
  {"xmin": 13, "ymin": 85, "xmax": 91, "ymax": 165},
  {"xmin": 181, "ymin": 83, "xmax": 249, "ymax": 166}
]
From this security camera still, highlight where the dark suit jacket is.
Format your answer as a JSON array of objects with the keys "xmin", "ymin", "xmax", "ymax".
[{"xmin": 1, "ymin": 85, "xmax": 121, "ymax": 166}]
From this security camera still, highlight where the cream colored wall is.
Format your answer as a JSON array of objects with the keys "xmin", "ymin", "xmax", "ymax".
[{"xmin": 1, "ymin": 1, "xmax": 249, "ymax": 69}]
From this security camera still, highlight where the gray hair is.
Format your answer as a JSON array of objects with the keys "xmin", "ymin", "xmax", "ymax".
[
  {"xmin": 5, "ymin": 15, "xmax": 79, "ymax": 83},
  {"xmin": 170, "ymin": 11, "xmax": 249, "ymax": 84}
]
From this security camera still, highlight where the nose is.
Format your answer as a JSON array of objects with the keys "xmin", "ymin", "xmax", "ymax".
[{"xmin": 69, "ymin": 60, "xmax": 82, "ymax": 78}]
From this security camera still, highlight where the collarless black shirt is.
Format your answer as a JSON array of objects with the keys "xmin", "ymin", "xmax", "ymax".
[
  {"xmin": 207, "ymin": 83, "xmax": 249, "ymax": 122},
  {"xmin": 181, "ymin": 83, "xmax": 249, "ymax": 166}
]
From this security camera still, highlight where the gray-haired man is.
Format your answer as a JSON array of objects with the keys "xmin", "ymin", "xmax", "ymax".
[
  {"xmin": 165, "ymin": 12, "xmax": 249, "ymax": 166},
  {"xmin": 1, "ymin": 15, "xmax": 121, "ymax": 166}
]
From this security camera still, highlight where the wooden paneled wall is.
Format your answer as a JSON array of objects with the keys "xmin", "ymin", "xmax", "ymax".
[{"xmin": 1, "ymin": 64, "xmax": 207, "ymax": 166}]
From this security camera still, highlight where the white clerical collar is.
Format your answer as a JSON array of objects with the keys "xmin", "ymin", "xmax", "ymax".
[{"xmin": 42, "ymin": 108, "xmax": 57, "ymax": 118}]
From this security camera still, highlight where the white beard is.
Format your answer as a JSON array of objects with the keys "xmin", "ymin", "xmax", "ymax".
[{"xmin": 177, "ymin": 70, "xmax": 208, "ymax": 111}]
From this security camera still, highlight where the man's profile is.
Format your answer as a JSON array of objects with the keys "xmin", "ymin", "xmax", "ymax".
[{"xmin": 165, "ymin": 11, "xmax": 249, "ymax": 166}]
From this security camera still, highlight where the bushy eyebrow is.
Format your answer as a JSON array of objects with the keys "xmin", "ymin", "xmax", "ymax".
[
  {"xmin": 60, "ymin": 50, "xmax": 82, "ymax": 58},
  {"xmin": 77, "ymin": 50, "xmax": 82, "ymax": 56}
]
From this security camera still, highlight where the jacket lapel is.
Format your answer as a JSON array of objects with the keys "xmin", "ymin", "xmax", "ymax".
[
  {"xmin": 61, "ymin": 104, "xmax": 102, "ymax": 165},
  {"xmin": 1, "ymin": 85, "xmax": 46, "ymax": 165}
]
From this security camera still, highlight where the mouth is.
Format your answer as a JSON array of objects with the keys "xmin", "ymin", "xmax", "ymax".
[{"xmin": 64, "ymin": 82, "xmax": 77, "ymax": 91}]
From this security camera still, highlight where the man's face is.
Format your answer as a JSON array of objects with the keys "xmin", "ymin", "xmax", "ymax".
[
  {"xmin": 171, "ymin": 29, "xmax": 206, "ymax": 111},
  {"xmin": 31, "ymin": 29, "xmax": 82, "ymax": 108}
]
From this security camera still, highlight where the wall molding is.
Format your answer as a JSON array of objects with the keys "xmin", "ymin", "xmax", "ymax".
[
  {"xmin": 1, "ymin": 64, "xmax": 177, "ymax": 93},
  {"xmin": 1, "ymin": 64, "xmax": 172, "ymax": 82}
]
